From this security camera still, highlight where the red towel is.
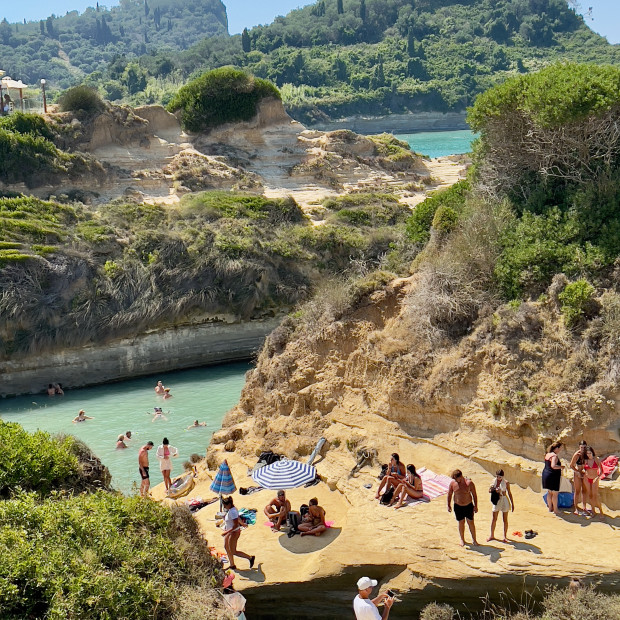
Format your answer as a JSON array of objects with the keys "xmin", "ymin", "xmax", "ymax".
[{"xmin": 600, "ymin": 455, "xmax": 618, "ymax": 480}]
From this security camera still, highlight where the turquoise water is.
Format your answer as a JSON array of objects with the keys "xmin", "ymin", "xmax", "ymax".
[
  {"xmin": 395, "ymin": 129, "xmax": 476, "ymax": 158},
  {"xmin": 0, "ymin": 362, "xmax": 250, "ymax": 494}
]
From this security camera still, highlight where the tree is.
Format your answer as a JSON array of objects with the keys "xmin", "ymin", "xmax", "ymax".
[
  {"xmin": 360, "ymin": 0, "xmax": 366, "ymax": 21},
  {"xmin": 407, "ymin": 28, "xmax": 415, "ymax": 57},
  {"xmin": 46, "ymin": 16, "xmax": 55, "ymax": 38},
  {"xmin": 337, "ymin": 0, "xmax": 344, "ymax": 14},
  {"xmin": 242, "ymin": 27, "xmax": 251, "ymax": 53},
  {"xmin": 40, "ymin": 20, "xmax": 45, "ymax": 36}
]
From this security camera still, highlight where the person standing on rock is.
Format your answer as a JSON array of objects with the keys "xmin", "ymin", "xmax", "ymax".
[
  {"xmin": 542, "ymin": 441, "xmax": 564, "ymax": 515},
  {"xmin": 353, "ymin": 576, "xmax": 394, "ymax": 620},
  {"xmin": 487, "ymin": 469, "xmax": 514, "ymax": 543},
  {"xmin": 138, "ymin": 441, "xmax": 154, "ymax": 497},
  {"xmin": 447, "ymin": 469, "xmax": 479, "ymax": 547},
  {"xmin": 156, "ymin": 437, "xmax": 178, "ymax": 492}
]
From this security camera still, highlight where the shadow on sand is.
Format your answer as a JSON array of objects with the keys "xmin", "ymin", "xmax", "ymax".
[{"xmin": 278, "ymin": 527, "xmax": 342, "ymax": 554}]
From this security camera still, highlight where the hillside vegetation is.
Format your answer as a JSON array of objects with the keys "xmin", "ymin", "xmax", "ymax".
[
  {"xmin": 0, "ymin": 0, "xmax": 227, "ymax": 88},
  {"xmin": 3, "ymin": 0, "xmax": 620, "ymax": 121},
  {"xmin": 88, "ymin": 0, "xmax": 620, "ymax": 120}
]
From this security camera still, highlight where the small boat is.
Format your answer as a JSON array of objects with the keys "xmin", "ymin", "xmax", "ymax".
[{"xmin": 167, "ymin": 473, "xmax": 195, "ymax": 499}]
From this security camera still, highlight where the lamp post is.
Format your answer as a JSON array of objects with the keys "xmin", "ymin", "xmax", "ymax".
[{"xmin": 41, "ymin": 79, "xmax": 47, "ymax": 113}]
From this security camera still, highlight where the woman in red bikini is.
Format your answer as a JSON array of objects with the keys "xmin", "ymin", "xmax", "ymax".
[{"xmin": 583, "ymin": 446, "xmax": 604, "ymax": 517}]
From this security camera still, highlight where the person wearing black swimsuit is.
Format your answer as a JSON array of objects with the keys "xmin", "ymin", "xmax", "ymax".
[{"xmin": 542, "ymin": 441, "xmax": 564, "ymax": 515}]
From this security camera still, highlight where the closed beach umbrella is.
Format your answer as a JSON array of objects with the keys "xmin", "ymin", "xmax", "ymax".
[
  {"xmin": 210, "ymin": 459, "xmax": 236, "ymax": 496},
  {"xmin": 251, "ymin": 459, "xmax": 316, "ymax": 490}
]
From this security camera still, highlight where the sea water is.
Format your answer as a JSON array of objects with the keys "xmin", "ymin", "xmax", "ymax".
[
  {"xmin": 0, "ymin": 362, "xmax": 250, "ymax": 494},
  {"xmin": 395, "ymin": 129, "xmax": 476, "ymax": 158}
]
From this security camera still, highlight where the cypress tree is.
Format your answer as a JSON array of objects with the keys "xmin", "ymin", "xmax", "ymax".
[
  {"xmin": 360, "ymin": 0, "xmax": 366, "ymax": 21},
  {"xmin": 337, "ymin": 0, "xmax": 344, "ymax": 14},
  {"xmin": 242, "ymin": 27, "xmax": 251, "ymax": 53}
]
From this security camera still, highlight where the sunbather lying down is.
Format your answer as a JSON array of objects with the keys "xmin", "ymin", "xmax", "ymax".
[
  {"xmin": 264, "ymin": 490, "xmax": 291, "ymax": 531},
  {"xmin": 298, "ymin": 498, "xmax": 327, "ymax": 537}
]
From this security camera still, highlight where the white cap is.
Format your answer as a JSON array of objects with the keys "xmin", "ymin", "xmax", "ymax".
[{"xmin": 357, "ymin": 577, "xmax": 378, "ymax": 590}]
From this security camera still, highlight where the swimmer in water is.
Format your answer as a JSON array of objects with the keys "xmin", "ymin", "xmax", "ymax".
[
  {"xmin": 187, "ymin": 420, "xmax": 207, "ymax": 429},
  {"xmin": 47, "ymin": 384, "xmax": 56, "ymax": 396},
  {"xmin": 155, "ymin": 380, "xmax": 165, "ymax": 395},
  {"xmin": 152, "ymin": 410, "xmax": 168, "ymax": 422},
  {"xmin": 116, "ymin": 435, "xmax": 127, "ymax": 449},
  {"xmin": 125, "ymin": 431, "xmax": 132, "ymax": 441},
  {"xmin": 72, "ymin": 409, "xmax": 93, "ymax": 423},
  {"xmin": 163, "ymin": 388, "xmax": 173, "ymax": 400}
]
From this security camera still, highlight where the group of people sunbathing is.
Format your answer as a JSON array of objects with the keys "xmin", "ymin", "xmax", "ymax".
[
  {"xmin": 264, "ymin": 490, "xmax": 327, "ymax": 537},
  {"xmin": 375, "ymin": 453, "xmax": 423, "ymax": 509}
]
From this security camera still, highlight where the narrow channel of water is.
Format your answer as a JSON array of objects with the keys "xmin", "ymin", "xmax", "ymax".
[
  {"xmin": 395, "ymin": 129, "xmax": 476, "ymax": 158},
  {"xmin": 0, "ymin": 362, "xmax": 250, "ymax": 493}
]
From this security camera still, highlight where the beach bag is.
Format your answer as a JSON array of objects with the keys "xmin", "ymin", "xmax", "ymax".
[
  {"xmin": 380, "ymin": 488, "xmax": 394, "ymax": 505},
  {"xmin": 490, "ymin": 489, "xmax": 500, "ymax": 505},
  {"xmin": 378, "ymin": 464, "xmax": 388, "ymax": 480},
  {"xmin": 299, "ymin": 503, "xmax": 309, "ymax": 517},
  {"xmin": 258, "ymin": 451, "xmax": 281, "ymax": 466},
  {"xmin": 288, "ymin": 511, "xmax": 301, "ymax": 531}
]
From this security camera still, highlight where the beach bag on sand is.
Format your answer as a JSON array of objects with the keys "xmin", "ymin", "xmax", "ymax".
[
  {"xmin": 258, "ymin": 451, "xmax": 281, "ymax": 466},
  {"xmin": 380, "ymin": 488, "xmax": 394, "ymax": 505}
]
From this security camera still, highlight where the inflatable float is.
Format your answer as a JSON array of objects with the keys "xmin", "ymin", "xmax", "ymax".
[{"xmin": 167, "ymin": 473, "xmax": 195, "ymax": 499}]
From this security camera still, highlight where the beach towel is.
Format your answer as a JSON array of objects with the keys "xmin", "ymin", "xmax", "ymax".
[
  {"xmin": 401, "ymin": 468, "xmax": 452, "ymax": 508},
  {"xmin": 239, "ymin": 508, "xmax": 257, "ymax": 526},
  {"xmin": 601, "ymin": 455, "xmax": 619, "ymax": 481}
]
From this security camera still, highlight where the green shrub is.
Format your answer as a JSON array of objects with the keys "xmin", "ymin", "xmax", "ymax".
[
  {"xmin": 419, "ymin": 602, "xmax": 455, "ymax": 620},
  {"xmin": 0, "ymin": 492, "xmax": 221, "ymax": 618},
  {"xmin": 167, "ymin": 66, "xmax": 281, "ymax": 132},
  {"xmin": 0, "ymin": 112, "xmax": 54, "ymax": 140},
  {"xmin": 432, "ymin": 205, "xmax": 459, "ymax": 235},
  {"xmin": 0, "ymin": 196, "xmax": 75, "ymax": 243},
  {"xmin": 558, "ymin": 279, "xmax": 596, "ymax": 328},
  {"xmin": 322, "ymin": 193, "xmax": 399, "ymax": 210},
  {"xmin": 0, "ymin": 421, "xmax": 80, "ymax": 497},
  {"xmin": 406, "ymin": 180, "xmax": 470, "ymax": 244},
  {"xmin": 58, "ymin": 85, "xmax": 105, "ymax": 114}
]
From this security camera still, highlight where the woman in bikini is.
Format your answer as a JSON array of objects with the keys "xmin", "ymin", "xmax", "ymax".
[
  {"xmin": 569, "ymin": 440, "xmax": 589, "ymax": 515},
  {"xmin": 390, "ymin": 464, "xmax": 423, "ymax": 509},
  {"xmin": 583, "ymin": 446, "xmax": 604, "ymax": 517},
  {"xmin": 375, "ymin": 453, "xmax": 406, "ymax": 500}
]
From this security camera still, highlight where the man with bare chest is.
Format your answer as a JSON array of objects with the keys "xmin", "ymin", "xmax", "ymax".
[{"xmin": 447, "ymin": 469, "xmax": 479, "ymax": 547}]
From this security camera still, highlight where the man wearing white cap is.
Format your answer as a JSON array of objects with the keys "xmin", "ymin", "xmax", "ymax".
[{"xmin": 353, "ymin": 576, "xmax": 394, "ymax": 620}]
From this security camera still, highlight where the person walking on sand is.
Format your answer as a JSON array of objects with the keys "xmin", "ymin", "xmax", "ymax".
[
  {"xmin": 264, "ymin": 490, "xmax": 291, "ymax": 531},
  {"xmin": 353, "ymin": 576, "xmax": 394, "ymax": 620},
  {"xmin": 487, "ymin": 469, "xmax": 514, "ymax": 543},
  {"xmin": 221, "ymin": 496, "xmax": 255, "ymax": 571},
  {"xmin": 542, "ymin": 441, "xmax": 564, "ymax": 515},
  {"xmin": 138, "ymin": 441, "xmax": 154, "ymax": 497},
  {"xmin": 447, "ymin": 469, "xmax": 479, "ymax": 546},
  {"xmin": 156, "ymin": 437, "xmax": 178, "ymax": 492}
]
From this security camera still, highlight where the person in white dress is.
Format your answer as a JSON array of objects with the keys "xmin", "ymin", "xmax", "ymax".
[
  {"xmin": 156, "ymin": 437, "xmax": 178, "ymax": 492},
  {"xmin": 487, "ymin": 469, "xmax": 515, "ymax": 543}
]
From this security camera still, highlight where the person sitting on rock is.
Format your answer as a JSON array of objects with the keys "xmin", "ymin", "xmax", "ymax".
[
  {"xmin": 375, "ymin": 453, "xmax": 406, "ymax": 501},
  {"xmin": 298, "ymin": 498, "xmax": 327, "ymax": 537},
  {"xmin": 264, "ymin": 490, "xmax": 291, "ymax": 531},
  {"xmin": 390, "ymin": 464, "xmax": 423, "ymax": 509}
]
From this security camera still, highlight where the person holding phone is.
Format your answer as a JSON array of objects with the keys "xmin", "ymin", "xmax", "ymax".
[{"xmin": 353, "ymin": 576, "xmax": 394, "ymax": 620}]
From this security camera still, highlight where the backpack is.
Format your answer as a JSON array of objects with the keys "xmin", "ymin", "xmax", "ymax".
[{"xmin": 380, "ymin": 488, "xmax": 394, "ymax": 505}]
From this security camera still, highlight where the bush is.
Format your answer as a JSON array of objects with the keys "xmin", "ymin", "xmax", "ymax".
[
  {"xmin": 558, "ymin": 279, "xmax": 596, "ymax": 328},
  {"xmin": 420, "ymin": 602, "xmax": 455, "ymax": 620},
  {"xmin": 0, "ymin": 112, "xmax": 54, "ymax": 140},
  {"xmin": 58, "ymin": 85, "xmax": 105, "ymax": 114},
  {"xmin": 432, "ymin": 205, "xmax": 459, "ymax": 235},
  {"xmin": 0, "ymin": 421, "xmax": 80, "ymax": 497},
  {"xmin": 0, "ymin": 493, "xmax": 222, "ymax": 619},
  {"xmin": 167, "ymin": 66, "xmax": 281, "ymax": 132},
  {"xmin": 406, "ymin": 180, "xmax": 470, "ymax": 244}
]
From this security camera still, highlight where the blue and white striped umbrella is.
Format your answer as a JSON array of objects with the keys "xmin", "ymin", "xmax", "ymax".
[
  {"xmin": 251, "ymin": 459, "xmax": 316, "ymax": 490},
  {"xmin": 210, "ymin": 460, "xmax": 236, "ymax": 495}
]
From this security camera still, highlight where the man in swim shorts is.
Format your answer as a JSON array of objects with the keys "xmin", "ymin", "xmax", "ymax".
[
  {"xmin": 447, "ymin": 469, "xmax": 479, "ymax": 547},
  {"xmin": 139, "ymin": 441, "xmax": 154, "ymax": 497}
]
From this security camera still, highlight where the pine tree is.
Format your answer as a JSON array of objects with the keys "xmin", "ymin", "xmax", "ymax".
[
  {"xmin": 40, "ymin": 20, "xmax": 45, "ymax": 36},
  {"xmin": 337, "ymin": 0, "xmax": 344, "ymax": 14},
  {"xmin": 46, "ymin": 16, "xmax": 54, "ymax": 38},
  {"xmin": 360, "ymin": 0, "xmax": 366, "ymax": 22},
  {"xmin": 241, "ymin": 28, "xmax": 251, "ymax": 53},
  {"xmin": 407, "ymin": 28, "xmax": 415, "ymax": 57},
  {"xmin": 145, "ymin": 0, "xmax": 150, "ymax": 17}
]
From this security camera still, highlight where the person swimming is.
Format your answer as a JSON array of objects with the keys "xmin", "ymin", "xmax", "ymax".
[
  {"xmin": 72, "ymin": 409, "xmax": 93, "ymax": 423},
  {"xmin": 187, "ymin": 420, "xmax": 207, "ymax": 429},
  {"xmin": 116, "ymin": 435, "xmax": 127, "ymax": 449},
  {"xmin": 163, "ymin": 388, "xmax": 173, "ymax": 400},
  {"xmin": 155, "ymin": 380, "xmax": 165, "ymax": 395}
]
